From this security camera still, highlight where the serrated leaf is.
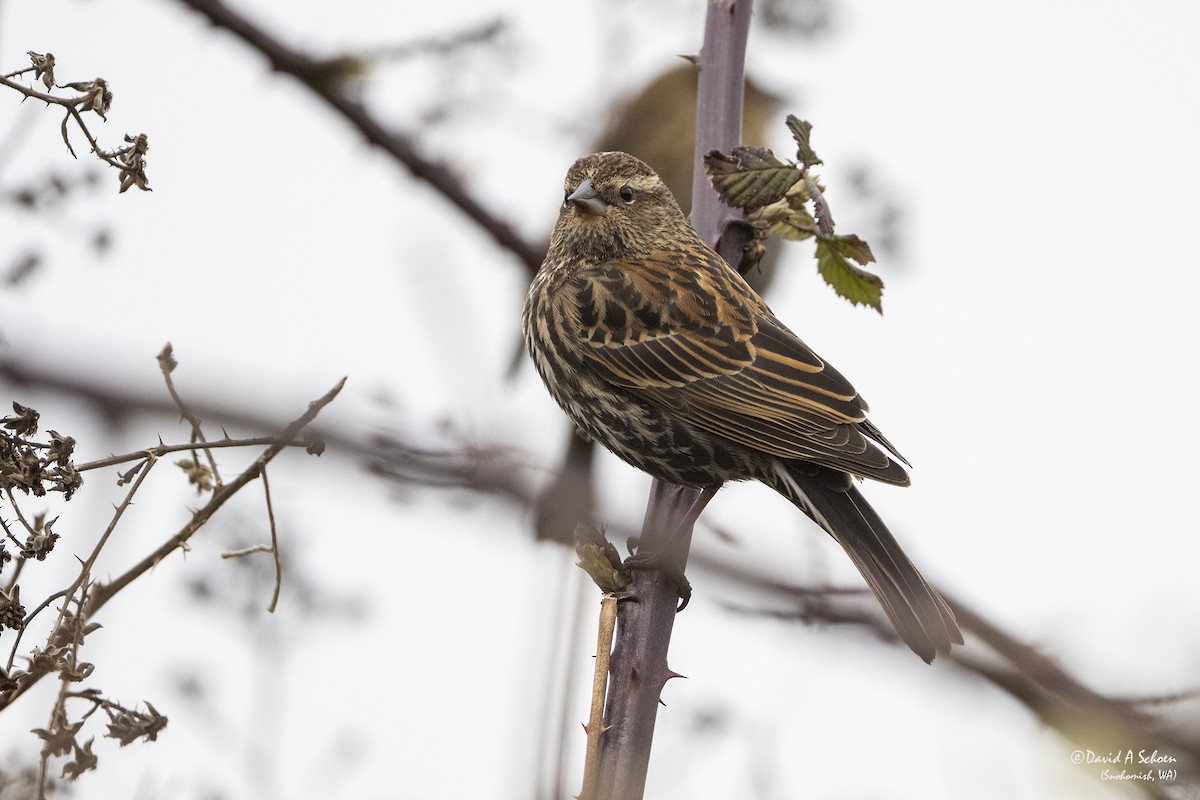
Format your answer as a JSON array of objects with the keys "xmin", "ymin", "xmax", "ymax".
[
  {"xmin": 752, "ymin": 201, "xmax": 817, "ymax": 241},
  {"xmin": 786, "ymin": 115, "xmax": 823, "ymax": 169},
  {"xmin": 815, "ymin": 234, "xmax": 883, "ymax": 313},
  {"xmin": 804, "ymin": 173, "xmax": 834, "ymax": 235},
  {"xmin": 704, "ymin": 146, "xmax": 801, "ymax": 210},
  {"xmin": 830, "ymin": 232, "xmax": 875, "ymax": 265}
]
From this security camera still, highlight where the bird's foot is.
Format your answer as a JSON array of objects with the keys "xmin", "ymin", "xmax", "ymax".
[{"xmin": 624, "ymin": 544, "xmax": 693, "ymax": 611}]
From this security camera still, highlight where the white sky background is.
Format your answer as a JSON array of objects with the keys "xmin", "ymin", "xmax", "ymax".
[{"xmin": 1, "ymin": 0, "xmax": 1199, "ymax": 798}]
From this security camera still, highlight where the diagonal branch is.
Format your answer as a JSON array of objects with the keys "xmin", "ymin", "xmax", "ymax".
[
  {"xmin": 0, "ymin": 376, "xmax": 345, "ymax": 712},
  {"xmin": 84, "ymin": 377, "xmax": 344, "ymax": 615},
  {"xmin": 169, "ymin": 0, "xmax": 544, "ymax": 274}
]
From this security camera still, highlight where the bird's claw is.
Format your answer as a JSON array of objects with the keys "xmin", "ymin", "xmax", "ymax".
[{"xmin": 625, "ymin": 548, "xmax": 692, "ymax": 611}]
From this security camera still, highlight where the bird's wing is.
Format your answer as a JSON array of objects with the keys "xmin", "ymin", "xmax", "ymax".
[{"xmin": 569, "ymin": 247, "xmax": 908, "ymax": 484}]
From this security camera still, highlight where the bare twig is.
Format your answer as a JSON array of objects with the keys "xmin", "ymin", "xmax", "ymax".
[
  {"xmin": 35, "ymin": 581, "xmax": 96, "ymax": 797},
  {"xmin": 221, "ymin": 544, "xmax": 274, "ymax": 558},
  {"xmin": 7, "ymin": 452, "xmax": 156, "ymax": 674},
  {"xmin": 259, "ymin": 466, "xmax": 283, "ymax": 613},
  {"xmin": 157, "ymin": 344, "xmax": 220, "ymax": 487},
  {"xmin": 579, "ymin": 592, "xmax": 619, "ymax": 800},
  {"xmin": 0, "ymin": 53, "xmax": 149, "ymax": 191},
  {"xmin": 213, "ymin": 466, "xmax": 284, "ymax": 613},
  {"xmin": 2, "ymin": 486, "xmax": 40, "ymax": 539},
  {"xmin": 0, "ymin": 377, "xmax": 345, "ymax": 712},
  {"xmin": 84, "ymin": 376, "xmax": 344, "ymax": 614},
  {"xmin": 348, "ymin": 17, "xmax": 506, "ymax": 64},
  {"xmin": 75, "ymin": 436, "xmax": 312, "ymax": 472}
]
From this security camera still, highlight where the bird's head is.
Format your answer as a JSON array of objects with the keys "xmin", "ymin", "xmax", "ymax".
[{"xmin": 550, "ymin": 151, "xmax": 687, "ymax": 262}]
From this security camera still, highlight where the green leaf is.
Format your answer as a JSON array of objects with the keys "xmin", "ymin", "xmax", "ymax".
[
  {"xmin": 815, "ymin": 234, "xmax": 883, "ymax": 313},
  {"xmin": 786, "ymin": 115, "xmax": 823, "ymax": 169},
  {"xmin": 753, "ymin": 200, "xmax": 817, "ymax": 241},
  {"xmin": 704, "ymin": 146, "xmax": 801, "ymax": 210}
]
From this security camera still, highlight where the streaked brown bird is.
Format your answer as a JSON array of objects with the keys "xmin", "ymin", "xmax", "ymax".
[
  {"xmin": 530, "ymin": 67, "xmax": 778, "ymax": 545},
  {"xmin": 523, "ymin": 151, "xmax": 961, "ymax": 662}
]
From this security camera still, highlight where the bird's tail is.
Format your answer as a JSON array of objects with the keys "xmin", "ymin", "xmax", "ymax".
[{"xmin": 768, "ymin": 460, "xmax": 962, "ymax": 662}]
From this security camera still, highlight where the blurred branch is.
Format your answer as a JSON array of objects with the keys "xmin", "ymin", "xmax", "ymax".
[
  {"xmin": 170, "ymin": 0, "xmax": 544, "ymax": 274},
  {"xmin": 0, "ymin": 373, "xmax": 344, "ymax": 718},
  {"xmin": 720, "ymin": 575, "xmax": 1200, "ymax": 797},
  {"xmin": 354, "ymin": 17, "xmax": 506, "ymax": 64},
  {"xmin": 376, "ymin": 427, "xmax": 1200, "ymax": 798},
  {"xmin": 946, "ymin": 595, "xmax": 1200, "ymax": 796},
  {"xmin": 3, "ymin": 359, "xmax": 1197, "ymax": 797},
  {"xmin": 0, "ymin": 169, "xmax": 111, "ymax": 287}
]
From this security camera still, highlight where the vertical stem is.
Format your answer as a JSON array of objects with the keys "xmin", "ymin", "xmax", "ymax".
[
  {"xmin": 594, "ymin": 483, "xmax": 700, "ymax": 798},
  {"xmin": 580, "ymin": 593, "xmax": 619, "ymax": 799},
  {"xmin": 592, "ymin": 4, "xmax": 753, "ymax": 798},
  {"xmin": 690, "ymin": 0, "xmax": 754, "ymax": 249}
]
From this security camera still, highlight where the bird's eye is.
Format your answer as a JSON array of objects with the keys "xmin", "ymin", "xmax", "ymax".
[{"xmin": 619, "ymin": 185, "xmax": 635, "ymax": 204}]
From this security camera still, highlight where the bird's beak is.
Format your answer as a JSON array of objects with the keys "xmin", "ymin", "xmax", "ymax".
[{"xmin": 567, "ymin": 179, "xmax": 608, "ymax": 216}]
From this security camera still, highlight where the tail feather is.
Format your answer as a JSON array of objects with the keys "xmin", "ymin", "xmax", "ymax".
[{"xmin": 770, "ymin": 461, "xmax": 962, "ymax": 663}]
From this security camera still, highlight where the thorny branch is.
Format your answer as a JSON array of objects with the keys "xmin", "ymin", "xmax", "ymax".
[
  {"xmin": 6, "ymin": 446, "xmax": 155, "ymax": 672},
  {"xmin": 587, "ymin": 4, "xmax": 755, "ymax": 798},
  {"xmin": 158, "ymin": 343, "xmax": 222, "ymax": 488},
  {"xmin": 0, "ymin": 351, "xmax": 343, "ymax": 794},
  {"xmin": 1, "ymin": 52, "xmax": 150, "ymax": 192},
  {"xmin": 81, "ymin": 376, "xmax": 344, "ymax": 620}
]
